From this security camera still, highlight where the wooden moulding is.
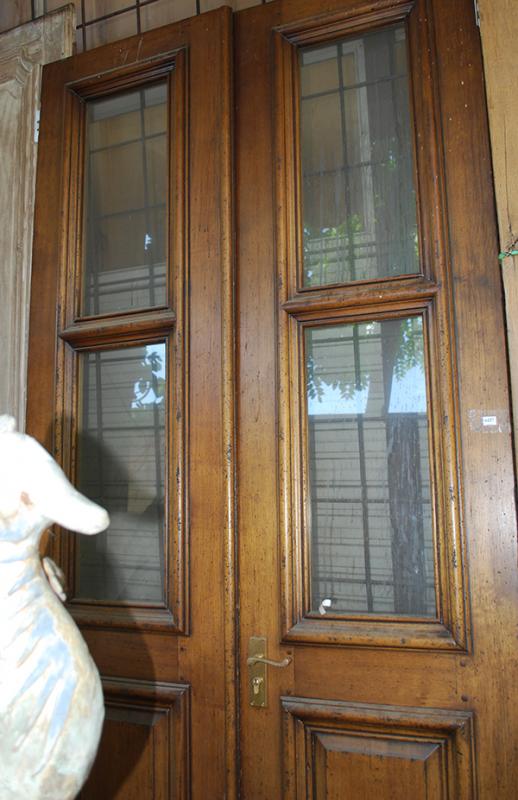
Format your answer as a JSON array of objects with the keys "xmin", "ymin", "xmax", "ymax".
[
  {"xmin": 80, "ymin": 678, "xmax": 191, "ymax": 799},
  {"xmin": 281, "ymin": 696, "xmax": 476, "ymax": 799},
  {"xmin": 274, "ymin": 0, "xmax": 470, "ymax": 652},
  {"xmin": 50, "ymin": 45, "xmax": 190, "ymax": 635}
]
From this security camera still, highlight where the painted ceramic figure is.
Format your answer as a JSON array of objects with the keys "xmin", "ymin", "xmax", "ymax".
[{"xmin": 0, "ymin": 416, "xmax": 109, "ymax": 800}]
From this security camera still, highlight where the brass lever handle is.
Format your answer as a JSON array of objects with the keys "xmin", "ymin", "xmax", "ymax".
[
  {"xmin": 248, "ymin": 637, "xmax": 291, "ymax": 707},
  {"xmin": 247, "ymin": 654, "xmax": 292, "ymax": 668}
]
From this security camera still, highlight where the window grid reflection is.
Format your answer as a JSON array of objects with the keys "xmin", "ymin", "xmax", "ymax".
[
  {"xmin": 300, "ymin": 25, "xmax": 419, "ymax": 286},
  {"xmin": 305, "ymin": 317, "xmax": 435, "ymax": 617},
  {"xmin": 83, "ymin": 83, "xmax": 168, "ymax": 316},
  {"xmin": 76, "ymin": 344, "xmax": 166, "ymax": 603}
]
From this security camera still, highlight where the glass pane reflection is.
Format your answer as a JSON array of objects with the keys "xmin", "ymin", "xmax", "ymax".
[
  {"xmin": 305, "ymin": 317, "xmax": 435, "ymax": 616},
  {"xmin": 76, "ymin": 344, "xmax": 166, "ymax": 603},
  {"xmin": 82, "ymin": 83, "xmax": 168, "ymax": 315},
  {"xmin": 300, "ymin": 25, "xmax": 419, "ymax": 286}
]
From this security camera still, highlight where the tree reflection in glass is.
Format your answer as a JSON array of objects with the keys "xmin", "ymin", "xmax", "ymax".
[
  {"xmin": 300, "ymin": 25, "xmax": 419, "ymax": 286},
  {"xmin": 305, "ymin": 317, "xmax": 435, "ymax": 617},
  {"xmin": 76, "ymin": 343, "xmax": 166, "ymax": 603}
]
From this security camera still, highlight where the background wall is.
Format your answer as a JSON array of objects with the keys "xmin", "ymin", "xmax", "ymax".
[
  {"xmin": 0, "ymin": 0, "xmax": 270, "ymax": 51},
  {"xmin": 0, "ymin": 7, "xmax": 74, "ymax": 426},
  {"xmin": 479, "ymin": 0, "xmax": 518, "ymax": 460}
]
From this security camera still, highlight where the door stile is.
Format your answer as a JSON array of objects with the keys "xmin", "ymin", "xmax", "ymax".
[
  {"xmin": 431, "ymin": 0, "xmax": 518, "ymax": 794},
  {"xmin": 220, "ymin": 9, "xmax": 239, "ymax": 799},
  {"xmin": 236, "ymin": 3, "xmax": 297, "ymax": 797},
  {"xmin": 173, "ymin": 7, "xmax": 238, "ymax": 797}
]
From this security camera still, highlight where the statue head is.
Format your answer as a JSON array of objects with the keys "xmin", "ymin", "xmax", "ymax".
[{"xmin": 0, "ymin": 415, "xmax": 109, "ymax": 538}]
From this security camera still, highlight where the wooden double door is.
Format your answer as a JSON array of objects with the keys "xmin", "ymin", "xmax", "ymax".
[{"xmin": 28, "ymin": 0, "xmax": 518, "ymax": 797}]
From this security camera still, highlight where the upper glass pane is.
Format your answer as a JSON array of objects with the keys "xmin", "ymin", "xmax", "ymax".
[
  {"xmin": 82, "ymin": 83, "xmax": 168, "ymax": 316},
  {"xmin": 75, "ymin": 343, "xmax": 166, "ymax": 603},
  {"xmin": 300, "ymin": 25, "xmax": 419, "ymax": 286},
  {"xmin": 305, "ymin": 316, "xmax": 435, "ymax": 617}
]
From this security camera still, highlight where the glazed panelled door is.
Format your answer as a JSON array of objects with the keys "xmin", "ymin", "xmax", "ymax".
[
  {"xmin": 27, "ymin": 1, "xmax": 518, "ymax": 797},
  {"xmin": 27, "ymin": 8, "xmax": 234, "ymax": 799},
  {"xmin": 236, "ymin": 0, "xmax": 518, "ymax": 798}
]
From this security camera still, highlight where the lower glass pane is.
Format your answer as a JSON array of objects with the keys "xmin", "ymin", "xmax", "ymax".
[
  {"xmin": 305, "ymin": 316, "xmax": 435, "ymax": 617},
  {"xmin": 76, "ymin": 343, "xmax": 166, "ymax": 603}
]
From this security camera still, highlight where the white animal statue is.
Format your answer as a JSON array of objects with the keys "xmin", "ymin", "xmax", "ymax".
[{"xmin": 0, "ymin": 415, "xmax": 109, "ymax": 799}]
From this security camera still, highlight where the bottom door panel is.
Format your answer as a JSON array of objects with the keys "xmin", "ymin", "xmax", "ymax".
[
  {"xmin": 80, "ymin": 679, "xmax": 190, "ymax": 800},
  {"xmin": 282, "ymin": 697, "xmax": 475, "ymax": 800}
]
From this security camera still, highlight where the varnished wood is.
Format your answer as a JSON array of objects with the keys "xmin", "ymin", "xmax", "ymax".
[
  {"xmin": 236, "ymin": 5, "xmax": 295, "ymax": 796},
  {"xmin": 282, "ymin": 275, "xmax": 439, "ymax": 314},
  {"xmin": 84, "ymin": 629, "xmax": 180, "ymax": 681},
  {"xmin": 59, "ymin": 310, "xmax": 176, "ymax": 347},
  {"xmin": 218, "ymin": 15, "xmax": 239, "ymax": 798},
  {"xmin": 276, "ymin": 0, "xmax": 414, "ymax": 42},
  {"xmin": 282, "ymin": 697, "xmax": 475, "ymax": 799},
  {"xmin": 79, "ymin": 678, "xmax": 190, "ymax": 800},
  {"xmin": 26, "ymin": 0, "xmax": 518, "ymax": 796},
  {"xmin": 27, "ymin": 7, "xmax": 234, "ymax": 798},
  {"xmin": 431, "ymin": 0, "xmax": 517, "ymax": 794},
  {"xmin": 56, "ymin": 48, "xmax": 188, "ymax": 637},
  {"xmin": 67, "ymin": 601, "xmax": 177, "ymax": 632},
  {"xmin": 57, "ymin": 47, "xmax": 191, "ymax": 638},
  {"xmin": 236, "ymin": 0, "xmax": 517, "ymax": 797},
  {"xmin": 273, "ymin": 0, "xmax": 469, "ymax": 654}
]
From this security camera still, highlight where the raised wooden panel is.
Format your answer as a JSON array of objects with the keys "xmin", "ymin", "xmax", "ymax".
[
  {"xmin": 282, "ymin": 697, "xmax": 475, "ymax": 799},
  {"xmin": 314, "ymin": 733, "xmax": 443, "ymax": 798},
  {"xmin": 274, "ymin": 0, "xmax": 470, "ymax": 652},
  {"xmin": 80, "ymin": 678, "xmax": 190, "ymax": 800}
]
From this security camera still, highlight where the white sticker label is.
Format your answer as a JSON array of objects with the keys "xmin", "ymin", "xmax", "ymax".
[{"xmin": 468, "ymin": 409, "xmax": 511, "ymax": 433}]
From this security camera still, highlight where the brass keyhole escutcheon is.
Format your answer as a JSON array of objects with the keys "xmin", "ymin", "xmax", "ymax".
[
  {"xmin": 248, "ymin": 636, "xmax": 291, "ymax": 708},
  {"xmin": 252, "ymin": 676, "xmax": 264, "ymax": 696}
]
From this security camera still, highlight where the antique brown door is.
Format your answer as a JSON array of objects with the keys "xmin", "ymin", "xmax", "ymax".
[
  {"xmin": 235, "ymin": 0, "xmax": 518, "ymax": 798},
  {"xmin": 27, "ymin": 0, "xmax": 518, "ymax": 798},
  {"xmin": 27, "ymin": 7, "xmax": 235, "ymax": 798}
]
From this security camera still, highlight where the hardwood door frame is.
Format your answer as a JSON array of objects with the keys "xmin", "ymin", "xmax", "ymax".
[
  {"xmin": 235, "ymin": 0, "xmax": 517, "ymax": 797},
  {"xmin": 26, "ymin": 0, "xmax": 517, "ymax": 795},
  {"xmin": 27, "ymin": 7, "xmax": 237, "ymax": 798}
]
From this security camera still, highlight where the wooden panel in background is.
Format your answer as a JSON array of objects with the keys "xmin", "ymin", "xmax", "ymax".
[
  {"xmin": 0, "ymin": 7, "xmax": 74, "ymax": 426},
  {"xmin": 479, "ymin": 0, "xmax": 518, "ymax": 468}
]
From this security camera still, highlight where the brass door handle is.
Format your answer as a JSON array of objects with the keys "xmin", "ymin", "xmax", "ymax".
[
  {"xmin": 247, "ymin": 655, "xmax": 292, "ymax": 668},
  {"xmin": 248, "ymin": 636, "xmax": 292, "ymax": 707}
]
